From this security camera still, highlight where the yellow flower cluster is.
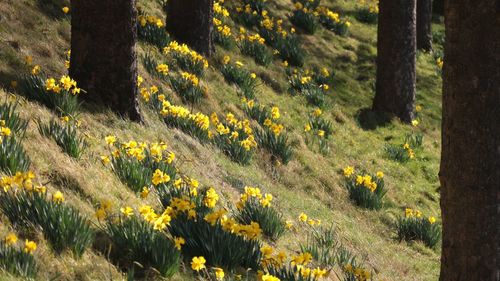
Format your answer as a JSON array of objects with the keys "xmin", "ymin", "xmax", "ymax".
[
  {"xmin": 264, "ymin": 118, "xmax": 284, "ymax": 136},
  {"xmin": 358, "ymin": 0, "xmax": 379, "ymax": 13},
  {"xmin": 95, "ymin": 199, "xmax": 113, "ymax": 221},
  {"xmin": 237, "ymin": 186, "xmax": 274, "ymax": 208},
  {"xmin": 293, "ymin": 1, "xmax": 320, "ymax": 18},
  {"xmin": 403, "ymin": 142, "xmax": 416, "ymax": 159},
  {"xmin": 343, "ymin": 166, "xmax": 355, "ymax": 177},
  {"xmin": 138, "ymin": 14, "xmax": 164, "ymax": 28},
  {"xmin": 260, "ymin": 14, "xmax": 294, "ymax": 38},
  {"xmin": 212, "ymin": 112, "xmax": 257, "ymax": 151},
  {"xmin": 160, "ymin": 99, "xmax": 211, "ymax": 131},
  {"xmin": 138, "ymin": 205, "xmax": 172, "ymax": 231},
  {"xmin": 260, "ymin": 247, "xmax": 328, "ymax": 279},
  {"xmin": 204, "ymin": 209, "xmax": 263, "ymax": 240},
  {"xmin": 65, "ymin": 50, "xmax": 71, "ymax": 69},
  {"xmin": 152, "ymin": 169, "xmax": 170, "ymax": 186},
  {"xmin": 344, "ymin": 264, "xmax": 371, "ymax": 281},
  {"xmin": 214, "ymin": 1, "xmax": 230, "ymax": 17},
  {"xmin": 203, "ymin": 187, "xmax": 219, "ymax": 208},
  {"xmin": 173, "ymin": 176, "xmax": 200, "ymax": 196},
  {"xmin": 45, "ymin": 75, "xmax": 81, "ymax": 95},
  {"xmin": 355, "ymin": 174, "xmax": 378, "ymax": 192},
  {"xmin": 0, "ymin": 171, "xmax": 45, "ymax": 194},
  {"xmin": 191, "ymin": 256, "xmax": 206, "ymax": 271},
  {"xmin": 166, "ymin": 197, "xmax": 196, "ymax": 219},
  {"xmin": 213, "ymin": 18, "xmax": 232, "ymax": 38},
  {"xmin": 103, "ymin": 138, "xmax": 176, "ymax": 165},
  {"xmin": 317, "ymin": 6, "xmax": 351, "ymax": 27},
  {"xmin": 297, "ymin": 212, "xmax": 321, "ymax": 226},
  {"xmin": 405, "ymin": 208, "xmax": 437, "ymax": 224},
  {"xmin": 0, "ymin": 120, "xmax": 12, "ymax": 143},
  {"xmin": 156, "ymin": 63, "xmax": 169, "ymax": 76},
  {"xmin": 436, "ymin": 57, "xmax": 444, "ymax": 69},
  {"xmin": 180, "ymin": 71, "xmax": 200, "ymax": 87},
  {"xmin": 139, "ymin": 85, "xmax": 159, "ymax": 103},
  {"xmin": 239, "ymin": 31, "xmax": 266, "ymax": 45},
  {"xmin": 163, "ymin": 41, "xmax": 209, "ymax": 69},
  {"xmin": 3, "ymin": 233, "xmax": 37, "ymax": 255}
]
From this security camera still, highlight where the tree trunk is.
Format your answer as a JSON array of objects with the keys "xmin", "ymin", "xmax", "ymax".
[
  {"xmin": 70, "ymin": 0, "xmax": 141, "ymax": 121},
  {"xmin": 165, "ymin": 0, "xmax": 214, "ymax": 57},
  {"xmin": 433, "ymin": 0, "xmax": 443, "ymax": 16},
  {"xmin": 439, "ymin": 1, "xmax": 500, "ymax": 280},
  {"xmin": 373, "ymin": 0, "xmax": 417, "ymax": 123},
  {"xmin": 417, "ymin": 0, "xmax": 432, "ymax": 51}
]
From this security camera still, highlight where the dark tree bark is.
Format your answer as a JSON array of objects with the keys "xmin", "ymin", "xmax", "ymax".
[
  {"xmin": 439, "ymin": 1, "xmax": 500, "ymax": 280},
  {"xmin": 70, "ymin": 0, "xmax": 141, "ymax": 121},
  {"xmin": 433, "ymin": 0, "xmax": 443, "ymax": 16},
  {"xmin": 165, "ymin": 0, "xmax": 214, "ymax": 57},
  {"xmin": 417, "ymin": 0, "xmax": 432, "ymax": 51},
  {"xmin": 373, "ymin": 0, "xmax": 417, "ymax": 123}
]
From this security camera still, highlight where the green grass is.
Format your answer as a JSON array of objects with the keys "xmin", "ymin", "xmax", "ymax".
[{"xmin": 0, "ymin": 0, "xmax": 443, "ymax": 280}]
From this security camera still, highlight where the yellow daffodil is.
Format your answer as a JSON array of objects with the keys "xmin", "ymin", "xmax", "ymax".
[
  {"xmin": 191, "ymin": 256, "xmax": 206, "ymax": 271},
  {"xmin": 120, "ymin": 206, "xmax": 134, "ymax": 217},
  {"xmin": 24, "ymin": 240, "xmax": 37, "ymax": 254},
  {"xmin": 298, "ymin": 212, "xmax": 308, "ymax": 222},
  {"xmin": 4, "ymin": 233, "xmax": 18, "ymax": 246},
  {"xmin": 214, "ymin": 267, "xmax": 225, "ymax": 280},
  {"xmin": 152, "ymin": 169, "xmax": 170, "ymax": 186},
  {"xmin": 174, "ymin": 237, "xmax": 185, "ymax": 250},
  {"xmin": 343, "ymin": 166, "xmax": 354, "ymax": 177},
  {"xmin": 52, "ymin": 191, "xmax": 64, "ymax": 203},
  {"xmin": 140, "ymin": 186, "xmax": 150, "ymax": 199}
]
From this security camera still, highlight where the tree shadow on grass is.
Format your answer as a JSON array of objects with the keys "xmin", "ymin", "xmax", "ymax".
[
  {"xmin": 355, "ymin": 107, "xmax": 392, "ymax": 130},
  {"xmin": 36, "ymin": 0, "xmax": 70, "ymax": 20}
]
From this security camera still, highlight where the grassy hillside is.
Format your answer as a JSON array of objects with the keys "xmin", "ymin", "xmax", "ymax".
[{"xmin": 0, "ymin": 0, "xmax": 444, "ymax": 280}]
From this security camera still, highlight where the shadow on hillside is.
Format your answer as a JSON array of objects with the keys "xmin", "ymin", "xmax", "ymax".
[
  {"xmin": 37, "ymin": 0, "xmax": 70, "ymax": 20},
  {"xmin": 355, "ymin": 107, "xmax": 392, "ymax": 130},
  {"xmin": 0, "ymin": 71, "xmax": 18, "ymax": 92}
]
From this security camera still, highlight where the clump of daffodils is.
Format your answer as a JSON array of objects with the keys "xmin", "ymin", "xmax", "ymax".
[
  {"xmin": 102, "ymin": 137, "xmax": 177, "ymax": 193},
  {"xmin": 343, "ymin": 166, "xmax": 386, "ymax": 210},
  {"xmin": 163, "ymin": 41, "xmax": 209, "ymax": 76},
  {"xmin": 396, "ymin": 208, "xmax": 441, "ymax": 248},
  {"xmin": 211, "ymin": 112, "xmax": 257, "ymax": 165}
]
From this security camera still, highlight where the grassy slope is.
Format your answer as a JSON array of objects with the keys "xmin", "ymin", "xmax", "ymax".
[{"xmin": 0, "ymin": 0, "xmax": 443, "ymax": 280}]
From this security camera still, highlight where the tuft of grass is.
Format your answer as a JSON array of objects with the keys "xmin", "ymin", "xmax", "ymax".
[
  {"xmin": 0, "ymin": 189, "xmax": 94, "ymax": 257},
  {"xmin": 220, "ymin": 62, "xmax": 258, "ymax": 99},
  {"xmin": 238, "ymin": 34, "xmax": 273, "ymax": 66},
  {"xmin": 0, "ymin": 241, "xmax": 37, "ymax": 279},
  {"xmin": 104, "ymin": 139, "xmax": 177, "ymax": 193},
  {"xmin": 38, "ymin": 119, "xmax": 87, "ymax": 159},
  {"xmin": 396, "ymin": 209, "xmax": 440, "ymax": 248},
  {"xmin": 300, "ymin": 225, "xmax": 340, "ymax": 267},
  {"xmin": 234, "ymin": 197, "xmax": 286, "ymax": 241},
  {"xmin": 0, "ymin": 102, "xmax": 29, "ymax": 137},
  {"xmin": 290, "ymin": 9, "xmax": 320, "ymax": 34},
  {"xmin": 19, "ymin": 74, "xmax": 80, "ymax": 116},
  {"xmin": 254, "ymin": 127, "xmax": 293, "ymax": 164},
  {"xmin": 137, "ymin": 14, "xmax": 170, "ymax": 49},
  {"xmin": 344, "ymin": 172, "xmax": 386, "ymax": 210},
  {"xmin": 0, "ymin": 136, "xmax": 31, "ymax": 174},
  {"xmin": 105, "ymin": 216, "xmax": 181, "ymax": 278},
  {"xmin": 169, "ymin": 218, "xmax": 262, "ymax": 270},
  {"xmin": 169, "ymin": 72, "xmax": 205, "ymax": 104}
]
